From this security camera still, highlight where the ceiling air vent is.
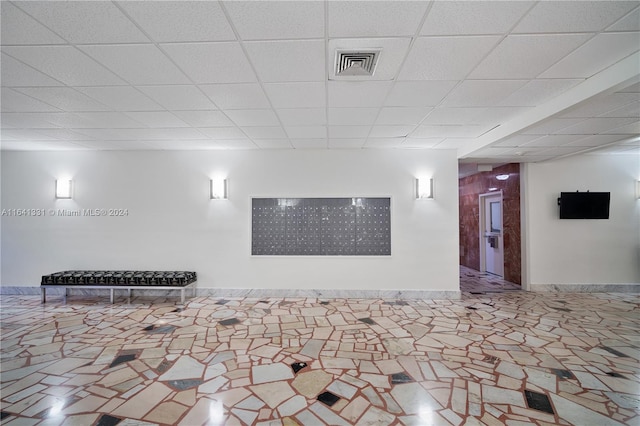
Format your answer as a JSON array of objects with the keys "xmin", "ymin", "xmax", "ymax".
[{"xmin": 334, "ymin": 49, "xmax": 380, "ymax": 78}]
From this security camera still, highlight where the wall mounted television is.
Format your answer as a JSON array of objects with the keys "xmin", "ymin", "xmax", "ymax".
[{"xmin": 558, "ymin": 191, "xmax": 610, "ymax": 219}]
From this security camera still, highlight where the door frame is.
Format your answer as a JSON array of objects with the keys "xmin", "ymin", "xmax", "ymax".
[{"xmin": 478, "ymin": 190, "xmax": 503, "ymax": 275}]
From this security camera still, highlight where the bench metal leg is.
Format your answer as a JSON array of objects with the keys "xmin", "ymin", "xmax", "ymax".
[
  {"xmin": 110, "ymin": 288, "xmax": 114, "ymax": 304},
  {"xmin": 180, "ymin": 288, "xmax": 185, "ymax": 305},
  {"xmin": 127, "ymin": 288, "xmax": 131, "ymax": 304},
  {"xmin": 41, "ymin": 288, "xmax": 46, "ymax": 303},
  {"xmin": 63, "ymin": 288, "xmax": 67, "ymax": 304}
]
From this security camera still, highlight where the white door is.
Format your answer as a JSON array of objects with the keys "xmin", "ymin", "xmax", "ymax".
[{"xmin": 481, "ymin": 193, "xmax": 504, "ymax": 277}]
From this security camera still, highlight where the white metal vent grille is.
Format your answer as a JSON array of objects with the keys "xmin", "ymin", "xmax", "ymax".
[{"xmin": 334, "ymin": 49, "xmax": 380, "ymax": 77}]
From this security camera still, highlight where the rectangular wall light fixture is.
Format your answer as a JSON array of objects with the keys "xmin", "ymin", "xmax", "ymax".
[
  {"xmin": 210, "ymin": 178, "xmax": 228, "ymax": 199},
  {"xmin": 416, "ymin": 178, "xmax": 434, "ymax": 199},
  {"xmin": 636, "ymin": 180, "xmax": 640, "ymax": 199},
  {"xmin": 55, "ymin": 179, "xmax": 73, "ymax": 199}
]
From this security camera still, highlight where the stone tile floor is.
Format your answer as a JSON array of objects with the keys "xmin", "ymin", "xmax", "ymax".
[
  {"xmin": 1, "ymin": 287, "xmax": 638, "ymax": 425},
  {"xmin": 459, "ymin": 266, "xmax": 521, "ymax": 294}
]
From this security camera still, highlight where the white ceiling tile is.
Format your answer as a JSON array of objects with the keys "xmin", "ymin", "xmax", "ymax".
[
  {"xmin": 136, "ymin": 85, "xmax": 216, "ymax": 110},
  {"xmin": 1, "ymin": 129, "xmax": 57, "ymax": 140},
  {"xmin": 375, "ymin": 107, "xmax": 431, "ymax": 125},
  {"xmin": 223, "ymin": 1, "xmax": 324, "ymax": 40},
  {"xmin": 369, "ymin": 125, "xmax": 414, "ymax": 138},
  {"xmin": 540, "ymin": 32, "xmax": 640, "ymax": 79},
  {"xmin": 563, "ymin": 134, "xmax": 629, "ymax": 147},
  {"xmin": 433, "ymin": 138, "xmax": 475, "ymax": 149},
  {"xmin": 421, "ymin": 1, "xmax": 533, "ymax": 36},
  {"xmin": 555, "ymin": 117, "xmax": 638, "ymax": 135},
  {"xmin": 401, "ymin": 138, "xmax": 444, "ymax": 148},
  {"xmin": 253, "ymin": 139, "xmax": 293, "ymax": 149},
  {"xmin": 328, "ymin": 81, "xmax": 393, "ymax": 108},
  {"xmin": 290, "ymin": 139, "xmax": 328, "ymax": 149},
  {"xmin": 172, "ymin": 111, "xmax": 234, "ymax": 127},
  {"xmin": 276, "ymin": 108, "xmax": 326, "ymax": 126},
  {"xmin": 40, "ymin": 113, "xmax": 117, "ymax": 130},
  {"xmin": 559, "ymin": 93, "xmax": 639, "ymax": 118},
  {"xmin": 125, "ymin": 112, "xmax": 189, "ymax": 128},
  {"xmin": 328, "ymin": 126, "xmax": 371, "ymax": 138},
  {"xmin": 364, "ymin": 138, "xmax": 404, "ymax": 148},
  {"xmin": 603, "ymin": 120, "xmax": 640, "ymax": 135},
  {"xmin": 118, "ymin": 1, "xmax": 235, "ymax": 42},
  {"xmin": 328, "ymin": 139, "xmax": 366, "ymax": 149},
  {"xmin": 14, "ymin": 87, "xmax": 110, "ymax": 112},
  {"xmin": 78, "ymin": 86, "xmax": 162, "ymax": 111},
  {"xmin": 197, "ymin": 127, "xmax": 245, "ymax": 140},
  {"xmin": 521, "ymin": 134, "xmax": 585, "ymax": 147},
  {"xmin": 284, "ymin": 126, "xmax": 326, "ymax": 139},
  {"xmin": 411, "ymin": 125, "xmax": 485, "ymax": 138},
  {"xmin": 491, "ymin": 134, "xmax": 541, "ymax": 147},
  {"xmin": 245, "ymin": 40, "xmax": 325, "ymax": 83},
  {"xmin": 399, "ymin": 36, "xmax": 501, "ymax": 80},
  {"xmin": 1, "ymin": 88, "xmax": 60, "ymax": 112},
  {"xmin": 0, "ymin": 112, "xmax": 61, "ymax": 129},
  {"xmin": 0, "ymin": 53, "xmax": 64, "ymax": 87},
  {"xmin": 111, "ymin": 128, "xmax": 206, "ymax": 140},
  {"xmin": 601, "ymin": 101, "xmax": 640, "ymax": 118},
  {"xmin": 521, "ymin": 118, "xmax": 586, "ymax": 135},
  {"xmin": 328, "ymin": 38, "xmax": 411, "ymax": 81},
  {"xmin": 424, "ymin": 107, "xmax": 532, "ymax": 126},
  {"xmin": 328, "ymin": 108, "xmax": 379, "ymax": 126},
  {"xmin": 3, "ymin": 46, "xmax": 126, "ymax": 86},
  {"xmin": 385, "ymin": 81, "xmax": 458, "ymax": 107},
  {"xmin": 328, "ymin": 1, "xmax": 429, "ymax": 37},
  {"xmin": 79, "ymin": 44, "xmax": 190, "ymax": 85},
  {"xmin": 470, "ymin": 34, "xmax": 591, "ymax": 79},
  {"xmin": 17, "ymin": 1, "xmax": 149, "ymax": 43},
  {"xmin": 264, "ymin": 83, "xmax": 326, "ymax": 108},
  {"xmin": 0, "ymin": 2, "xmax": 66, "ymax": 45},
  {"xmin": 161, "ymin": 42, "xmax": 256, "ymax": 84},
  {"xmin": 225, "ymin": 109, "xmax": 280, "ymax": 127},
  {"xmin": 200, "ymin": 84, "xmax": 270, "ymax": 109},
  {"xmin": 607, "ymin": 7, "xmax": 640, "ymax": 31},
  {"xmin": 69, "ymin": 128, "xmax": 123, "ymax": 140},
  {"xmin": 242, "ymin": 126, "xmax": 287, "ymax": 139},
  {"xmin": 440, "ymin": 80, "xmax": 528, "ymax": 107},
  {"xmin": 31, "ymin": 128, "xmax": 95, "ymax": 141},
  {"xmin": 498, "ymin": 79, "xmax": 583, "ymax": 107},
  {"xmin": 74, "ymin": 112, "xmax": 148, "ymax": 129},
  {"xmin": 513, "ymin": 1, "xmax": 638, "ymax": 33}
]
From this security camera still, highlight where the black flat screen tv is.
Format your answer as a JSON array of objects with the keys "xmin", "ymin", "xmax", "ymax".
[{"xmin": 558, "ymin": 192, "xmax": 610, "ymax": 219}]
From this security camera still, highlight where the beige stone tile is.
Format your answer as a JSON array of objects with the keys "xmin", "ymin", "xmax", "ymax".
[
  {"xmin": 112, "ymin": 382, "xmax": 172, "ymax": 418},
  {"xmin": 144, "ymin": 401, "xmax": 188, "ymax": 424}
]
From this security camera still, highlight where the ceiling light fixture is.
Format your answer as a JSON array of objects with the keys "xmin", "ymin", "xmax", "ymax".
[{"xmin": 496, "ymin": 174, "xmax": 510, "ymax": 181}]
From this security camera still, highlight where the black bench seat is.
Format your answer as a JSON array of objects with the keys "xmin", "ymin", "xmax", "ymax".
[{"xmin": 41, "ymin": 270, "xmax": 197, "ymax": 304}]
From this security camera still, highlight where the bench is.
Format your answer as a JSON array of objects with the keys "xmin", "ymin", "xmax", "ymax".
[{"xmin": 41, "ymin": 270, "xmax": 197, "ymax": 304}]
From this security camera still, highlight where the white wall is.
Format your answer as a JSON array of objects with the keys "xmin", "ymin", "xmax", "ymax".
[
  {"xmin": 1, "ymin": 149, "xmax": 460, "ymax": 294},
  {"xmin": 523, "ymin": 153, "xmax": 640, "ymax": 288}
]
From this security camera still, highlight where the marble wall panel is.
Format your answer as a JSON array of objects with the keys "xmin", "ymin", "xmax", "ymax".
[{"xmin": 459, "ymin": 163, "xmax": 521, "ymax": 284}]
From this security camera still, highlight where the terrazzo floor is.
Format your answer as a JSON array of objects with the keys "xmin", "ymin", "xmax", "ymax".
[{"xmin": 1, "ymin": 280, "xmax": 638, "ymax": 425}]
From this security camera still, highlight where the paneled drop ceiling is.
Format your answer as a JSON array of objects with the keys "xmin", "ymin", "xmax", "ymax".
[{"xmin": 1, "ymin": 1, "xmax": 639, "ymax": 166}]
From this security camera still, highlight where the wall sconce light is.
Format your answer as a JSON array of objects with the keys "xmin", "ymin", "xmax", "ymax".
[
  {"xmin": 416, "ymin": 178, "xmax": 434, "ymax": 199},
  {"xmin": 210, "ymin": 178, "xmax": 228, "ymax": 199},
  {"xmin": 495, "ymin": 174, "xmax": 510, "ymax": 181},
  {"xmin": 55, "ymin": 179, "xmax": 72, "ymax": 199}
]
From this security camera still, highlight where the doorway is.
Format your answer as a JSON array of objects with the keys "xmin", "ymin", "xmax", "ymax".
[{"xmin": 479, "ymin": 191, "xmax": 504, "ymax": 277}]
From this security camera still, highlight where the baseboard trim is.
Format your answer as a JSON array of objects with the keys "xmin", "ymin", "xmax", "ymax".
[
  {"xmin": 0, "ymin": 286, "xmax": 461, "ymax": 300},
  {"xmin": 529, "ymin": 283, "xmax": 640, "ymax": 293}
]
